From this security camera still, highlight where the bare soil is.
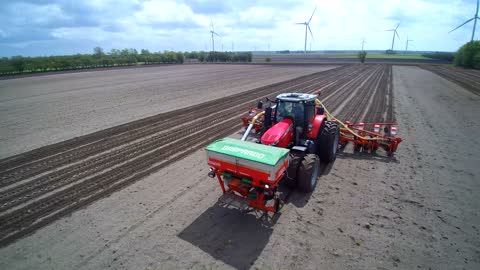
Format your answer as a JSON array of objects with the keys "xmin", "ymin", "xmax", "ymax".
[
  {"xmin": 0, "ymin": 64, "xmax": 335, "ymax": 158},
  {"xmin": 0, "ymin": 65, "xmax": 478, "ymax": 270},
  {"xmin": 420, "ymin": 65, "xmax": 480, "ymax": 96},
  {"xmin": 0, "ymin": 64, "xmax": 378, "ymax": 246}
]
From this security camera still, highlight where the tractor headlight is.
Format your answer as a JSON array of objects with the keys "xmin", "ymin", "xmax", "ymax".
[{"xmin": 207, "ymin": 167, "xmax": 217, "ymax": 178}]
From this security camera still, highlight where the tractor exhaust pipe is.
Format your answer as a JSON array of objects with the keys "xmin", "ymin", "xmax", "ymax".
[{"xmin": 264, "ymin": 107, "xmax": 272, "ymax": 130}]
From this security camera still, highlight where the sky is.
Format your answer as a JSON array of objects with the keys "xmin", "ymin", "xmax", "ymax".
[{"xmin": 0, "ymin": 0, "xmax": 479, "ymax": 57}]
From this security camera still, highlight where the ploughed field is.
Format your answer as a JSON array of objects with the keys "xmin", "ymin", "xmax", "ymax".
[
  {"xmin": 0, "ymin": 64, "xmax": 336, "ymax": 158},
  {"xmin": 419, "ymin": 64, "xmax": 480, "ymax": 95},
  {"xmin": 0, "ymin": 64, "xmax": 393, "ymax": 246},
  {"xmin": 0, "ymin": 64, "xmax": 478, "ymax": 270},
  {"xmin": 252, "ymin": 54, "xmax": 452, "ymax": 64}
]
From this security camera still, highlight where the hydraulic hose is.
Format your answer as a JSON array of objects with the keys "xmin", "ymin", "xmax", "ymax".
[{"xmin": 315, "ymin": 99, "xmax": 389, "ymax": 141}]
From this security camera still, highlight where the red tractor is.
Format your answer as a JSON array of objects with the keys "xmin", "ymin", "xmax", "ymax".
[
  {"xmin": 254, "ymin": 93, "xmax": 339, "ymax": 192},
  {"xmin": 206, "ymin": 93, "xmax": 339, "ymax": 213},
  {"xmin": 206, "ymin": 93, "xmax": 401, "ymax": 213}
]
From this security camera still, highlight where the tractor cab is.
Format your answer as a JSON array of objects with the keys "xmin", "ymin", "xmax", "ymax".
[
  {"xmin": 261, "ymin": 93, "xmax": 320, "ymax": 148},
  {"xmin": 275, "ymin": 93, "xmax": 317, "ymax": 129}
]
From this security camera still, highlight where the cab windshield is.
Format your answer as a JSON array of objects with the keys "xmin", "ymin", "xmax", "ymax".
[{"xmin": 276, "ymin": 101, "xmax": 304, "ymax": 124}]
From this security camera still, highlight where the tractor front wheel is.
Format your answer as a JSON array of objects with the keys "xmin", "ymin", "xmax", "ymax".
[
  {"xmin": 297, "ymin": 154, "xmax": 320, "ymax": 192},
  {"xmin": 284, "ymin": 152, "xmax": 303, "ymax": 188}
]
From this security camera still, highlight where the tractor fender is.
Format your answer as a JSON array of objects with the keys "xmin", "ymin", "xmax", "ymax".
[{"xmin": 306, "ymin": 115, "xmax": 327, "ymax": 139}]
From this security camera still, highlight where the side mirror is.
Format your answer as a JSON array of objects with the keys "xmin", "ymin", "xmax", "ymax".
[
  {"xmin": 317, "ymin": 107, "xmax": 325, "ymax": 115},
  {"xmin": 257, "ymin": 100, "xmax": 263, "ymax": 109}
]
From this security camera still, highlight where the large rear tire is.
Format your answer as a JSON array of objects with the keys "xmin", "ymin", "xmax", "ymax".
[
  {"xmin": 284, "ymin": 152, "xmax": 303, "ymax": 188},
  {"xmin": 297, "ymin": 154, "xmax": 320, "ymax": 192},
  {"xmin": 317, "ymin": 121, "xmax": 340, "ymax": 163}
]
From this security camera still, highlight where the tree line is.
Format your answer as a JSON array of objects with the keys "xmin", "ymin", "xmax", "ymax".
[
  {"xmin": 0, "ymin": 47, "xmax": 253, "ymax": 75},
  {"xmin": 185, "ymin": 51, "xmax": 252, "ymax": 62},
  {"xmin": 454, "ymin": 41, "xmax": 480, "ymax": 69}
]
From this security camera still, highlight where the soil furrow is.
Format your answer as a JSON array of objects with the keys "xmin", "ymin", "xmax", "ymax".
[
  {"xmin": 420, "ymin": 65, "xmax": 480, "ymax": 95},
  {"xmin": 0, "ymin": 67, "xmax": 362, "ymax": 211},
  {"xmin": 0, "ymin": 66, "xmax": 355, "ymax": 179}
]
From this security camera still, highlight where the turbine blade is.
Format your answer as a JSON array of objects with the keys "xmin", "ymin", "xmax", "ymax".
[
  {"xmin": 308, "ymin": 6, "xmax": 317, "ymax": 24},
  {"xmin": 449, "ymin": 17, "xmax": 475, "ymax": 33},
  {"xmin": 308, "ymin": 25, "xmax": 314, "ymax": 40},
  {"xmin": 214, "ymin": 32, "xmax": 220, "ymax": 37},
  {"xmin": 396, "ymin": 23, "xmax": 400, "ymax": 30},
  {"xmin": 295, "ymin": 22, "xmax": 305, "ymax": 25},
  {"xmin": 395, "ymin": 31, "xmax": 400, "ymax": 40},
  {"xmin": 385, "ymin": 29, "xmax": 394, "ymax": 31}
]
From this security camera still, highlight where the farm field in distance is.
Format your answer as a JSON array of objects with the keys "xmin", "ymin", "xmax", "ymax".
[
  {"xmin": 252, "ymin": 53, "xmax": 451, "ymax": 64},
  {"xmin": 0, "ymin": 63, "xmax": 478, "ymax": 270}
]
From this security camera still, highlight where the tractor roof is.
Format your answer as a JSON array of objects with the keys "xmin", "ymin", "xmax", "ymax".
[{"xmin": 276, "ymin": 93, "xmax": 318, "ymax": 102}]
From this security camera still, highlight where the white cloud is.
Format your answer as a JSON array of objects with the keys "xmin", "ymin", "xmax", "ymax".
[
  {"xmin": 135, "ymin": 1, "xmax": 194, "ymax": 23},
  {"xmin": 0, "ymin": 29, "xmax": 7, "ymax": 38},
  {"xmin": 8, "ymin": 3, "xmax": 70, "ymax": 27},
  {"xmin": 50, "ymin": 27, "xmax": 111, "ymax": 42},
  {"xmin": 1, "ymin": 0, "xmax": 479, "ymax": 56}
]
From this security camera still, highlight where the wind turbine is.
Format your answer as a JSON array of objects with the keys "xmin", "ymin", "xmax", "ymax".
[
  {"xmin": 405, "ymin": 36, "xmax": 413, "ymax": 54},
  {"xmin": 386, "ymin": 23, "xmax": 400, "ymax": 51},
  {"xmin": 296, "ymin": 6, "xmax": 316, "ymax": 54},
  {"xmin": 361, "ymin": 39, "xmax": 367, "ymax": 51},
  {"xmin": 449, "ymin": 0, "xmax": 479, "ymax": 41},
  {"xmin": 210, "ymin": 20, "xmax": 220, "ymax": 52}
]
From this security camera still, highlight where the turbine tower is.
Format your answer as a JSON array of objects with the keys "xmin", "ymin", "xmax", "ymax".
[
  {"xmin": 210, "ymin": 20, "xmax": 220, "ymax": 52},
  {"xmin": 296, "ymin": 6, "xmax": 316, "ymax": 54},
  {"xmin": 449, "ymin": 0, "xmax": 479, "ymax": 41},
  {"xmin": 405, "ymin": 36, "xmax": 413, "ymax": 54},
  {"xmin": 386, "ymin": 23, "xmax": 400, "ymax": 51},
  {"xmin": 361, "ymin": 39, "xmax": 366, "ymax": 51}
]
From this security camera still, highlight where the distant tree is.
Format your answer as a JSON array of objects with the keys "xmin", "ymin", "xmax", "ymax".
[
  {"xmin": 93, "ymin": 47, "xmax": 105, "ymax": 58},
  {"xmin": 175, "ymin": 52, "xmax": 184, "ymax": 63},
  {"xmin": 164, "ymin": 51, "xmax": 177, "ymax": 63},
  {"xmin": 358, "ymin": 51, "xmax": 367, "ymax": 63},
  {"xmin": 10, "ymin": 56, "xmax": 25, "ymax": 73},
  {"xmin": 198, "ymin": 51, "xmax": 206, "ymax": 62},
  {"xmin": 422, "ymin": 52, "xmax": 455, "ymax": 62},
  {"xmin": 454, "ymin": 41, "xmax": 480, "ymax": 69},
  {"xmin": 0, "ymin": 48, "xmax": 188, "ymax": 76}
]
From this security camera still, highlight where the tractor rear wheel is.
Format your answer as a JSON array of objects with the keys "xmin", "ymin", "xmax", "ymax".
[
  {"xmin": 297, "ymin": 154, "xmax": 320, "ymax": 192},
  {"xmin": 317, "ymin": 121, "xmax": 340, "ymax": 163},
  {"xmin": 284, "ymin": 152, "xmax": 303, "ymax": 188}
]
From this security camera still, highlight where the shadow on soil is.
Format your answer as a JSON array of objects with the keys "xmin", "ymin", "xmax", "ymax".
[
  {"xmin": 178, "ymin": 204, "xmax": 279, "ymax": 269},
  {"xmin": 179, "ymin": 133, "xmax": 336, "ymax": 269}
]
